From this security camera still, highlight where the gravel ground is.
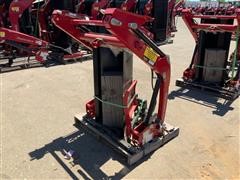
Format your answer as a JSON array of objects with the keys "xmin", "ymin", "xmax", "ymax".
[{"xmin": 0, "ymin": 18, "xmax": 239, "ymax": 179}]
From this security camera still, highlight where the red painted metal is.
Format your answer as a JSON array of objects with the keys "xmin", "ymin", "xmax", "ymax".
[
  {"xmin": 0, "ymin": 0, "xmax": 49, "ymax": 63},
  {"xmin": 75, "ymin": 0, "xmax": 86, "ymax": 14},
  {"xmin": 91, "ymin": 0, "xmax": 111, "ymax": 19},
  {"xmin": 181, "ymin": 8, "xmax": 240, "ymax": 86},
  {"xmin": 52, "ymin": 8, "xmax": 171, "ymax": 145},
  {"xmin": 182, "ymin": 9, "xmax": 240, "ymax": 41},
  {"xmin": 0, "ymin": 0, "xmax": 91, "ymax": 65},
  {"xmin": 0, "ymin": 27, "xmax": 49, "ymax": 62},
  {"xmin": 121, "ymin": 0, "xmax": 137, "ymax": 12},
  {"xmin": 143, "ymin": 0, "xmax": 152, "ymax": 16},
  {"xmin": 9, "ymin": 0, "xmax": 35, "ymax": 31},
  {"xmin": 184, "ymin": 3, "xmax": 238, "ymax": 16},
  {"xmin": 174, "ymin": 0, "xmax": 184, "ymax": 15},
  {"xmin": 123, "ymin": 80, "xmax": 138, "ymax": 138},
  {"xmin": 38, "ymin": 0, "xmax": 52, "ymax": 41},
  {"xmin": 86, "ymin": 99, "xmax": 96, "ymax": 118},
  {"xmin": 0, "ymin": 27, "xmax": 48, "ymax": 47}
]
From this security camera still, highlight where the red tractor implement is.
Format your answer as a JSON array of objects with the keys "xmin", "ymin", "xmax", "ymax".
[
  {"xmin": 176, "ymin": 9, "xmax": 240, "ymax": 100},
  {"xmin": 0, "ymin": 0, "xmax": 92, "ymax": 72},
  {"xmin": 51, "ymin": 8, "xmax": 179, "ymax": 165}
]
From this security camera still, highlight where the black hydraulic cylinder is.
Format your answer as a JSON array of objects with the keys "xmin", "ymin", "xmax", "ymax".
[
  {"xmin": 133, "ymin": 29, "xmax": 165, "ymax": 57},
  {"xmin": 144, "ymin": 75, "xmax": 161, "ymax": 125},
  {"xmin": 151, "ymin": 0, "xmax": 168, "ymax": 44}
]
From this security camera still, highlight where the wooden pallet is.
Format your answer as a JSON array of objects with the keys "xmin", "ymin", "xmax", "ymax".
[
  {"xmin": 74, "ymin": 113, "xmax": 179, "ymax": 165},
  {"xmin": 175, "ymin": 78, "xmax": 239, "ymax": 100}
]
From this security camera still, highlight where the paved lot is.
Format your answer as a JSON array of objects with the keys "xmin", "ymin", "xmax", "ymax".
[{"xmin": 1, "ymin": 19, "xmax": 239, "ymax": 179}]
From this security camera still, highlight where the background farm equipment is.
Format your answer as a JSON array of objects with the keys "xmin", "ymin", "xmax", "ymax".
[
  {"xmin": 176, "ymin": 8, "xmax": 240, "ymax": 100},
  {"xmin": 0, "ymin": 0, "xmax": 92, "ymax": 72}
]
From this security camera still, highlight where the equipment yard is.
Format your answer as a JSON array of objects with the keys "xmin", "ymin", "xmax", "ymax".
[{"xmin": 1, "ymin": 18, "xmax": 239, "ymax": 179}]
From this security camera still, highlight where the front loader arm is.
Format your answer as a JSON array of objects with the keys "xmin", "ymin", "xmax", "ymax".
[
  {"xmin": 0, "ymin": 27, "xmax": 48, "ymax": 48},
  {"xmin": 103, "ymin": 9, "xmax": 170, "ymax": 123},
  {"xmin": 51, "ymin": 10, "xmax": 125, "ymax": 50},
  {"xmin": 0, "ymin": 27, "xmax": 49, "ymax": 62},
  {"xmin": 52, "ymin": 8, "xmax": 170, "ymax": 123},
  {"xmin": 182, "ymin": 9, "xmax": 240, "ymax": 41}
]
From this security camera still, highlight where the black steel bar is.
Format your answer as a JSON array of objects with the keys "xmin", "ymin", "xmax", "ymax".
[{"xmin": 144, "ymin": 75, "xmax": 161, "ymax": 124}]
